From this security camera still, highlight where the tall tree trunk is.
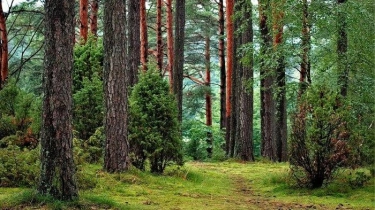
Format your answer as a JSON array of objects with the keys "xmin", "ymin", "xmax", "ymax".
[
  {"xmin": 225, "ymin": 0, "xmax": 234, "ymax": 157},
  {"xmin": 273, "ymin": 0, "xmax": 287, "ymax": 162},
  {"xmin": 218, "ymin": 0, "xmax": 226, "ymax": 130},
  {"xmin": 156, "ymin": 0, "xmax": 163, "ymax": 70},
  {"xmin": 299, "ymin": 0, "xmax": 311, "ymax": 97},
  {"xmin": 238, "ymin": 0, "xmax": 254, "ymax": 161},
  {"xmin": 0, "ymin": 3, "xmax": 8, "ymax": 89},
  {"xmin": 38, "ymin": 0, "xmax": 78, "ymax": 200},
  {"xmin": 128, "ymin": 0, "xmax": 141, "ymax": 86},
  {"xmin": 166, "ymin": 0, "xmax": 174, "ymax": 90},
  {"xmin": 205, "ymin": 36, "xmax": 213, "ymax": 158},
  {"xmin": 173, "ymin": 0, "xmax": 185, "ymax": 123},
  {"xmin": 80, "ymin": 0, "xmax": 89, "ymax": 43},
  {"xmin": 90, "ymin": 0, "xmax": 99, "ymax": 37},
  {"xmin": 337, "ymin": 0, "xmax": 348, "ymax": 97},
  {"xmin": 140, "ymin": 0, "xmax": 148, "ymax": 71},
  {"xmin": 103, "ymin": 0, "xmax": 129, "ymax": 172},
  {"xmin": 259, "ymin": 0, "xmax": 276, "ymax": 161}
]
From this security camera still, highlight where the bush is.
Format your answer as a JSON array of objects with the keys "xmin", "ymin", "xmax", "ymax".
[
  {"xmin": 290, "ymin": 85, "xmax": 350, "ymax": 188},
  {"xmin": 129, "ymin": 64, "xmax": 183, "ymax": 173}
]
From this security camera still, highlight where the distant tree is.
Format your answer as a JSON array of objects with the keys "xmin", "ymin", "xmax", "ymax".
[
  {"xmin": 140, "ymin": 0, "xmax": 148, "ymax": 71},
  {"xmin": 80, "ymin": 0, "xmax": 89, "ymax": 43},
  {"xmin": 0, "ymin": 2, "xmax": 8, "ymax": 89},
  {"xmin": 103, "ymin": 0, "xmax": 129, "ymax": 172},
  {"xmin": 38, "ymin": 0, "xmax": 78, "ymax": 200},
  {"xmin": 337, "ymin": 0, "xmax": 348, "ymax": 97},
  {"xmin": 129, "ymin": 65, "xmax": 183, "ymax": 173},
  {"xmin": 166, "ymin": 0, "xmax": 174, "ymax": 89},
  {"xmin": 156, "ymin": 0, "xmax": 163, "ymax": 70},
  {"xmin": 218, "ymin": 0, "xmax": 226, "ymax": 131}
]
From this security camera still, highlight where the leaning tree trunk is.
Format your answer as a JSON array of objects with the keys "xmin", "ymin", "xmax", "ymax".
[
  {"xmin": 259, "ymin": 0, "xmax": 276, "ymax": 161},
  {"xmin": 0, "ymin": 2, "xmax": 8, "ymax": 89},
  {"xmin": 128, "ymin": 0, "xmax": 140, "ymax": 86},
  {"xmin": 173, "ymin": 0, "xmax": 185, "ymax": 123},
  {"xmin": 80, "ymin": 0, "xmax": 88, "ymax": 43},
  {"xmin": 218, "ymin": 0, "xmax": 226, "ymax": 130},
  {"xmin": 140, "ymin": 0, "xmax": 148, "ymax": 71},
  {"xmin": 225, "ymin": 0, "xmax": 234, "ymax": 157},
  {"xmin": 103, "ymin": 0, "xmax": 129, "ymax": 172},
  {"xmin": 337, "ymin": 0, "xmax": 348, "ymax": 97},
  {"xmin": 238, "ymin": 0, "xmax": 254, "ymax": 161},
  {"xmin": 38, "ymin": 0, "xmax": 78, "ymax": 200},
  {"xmin": 166, "ymin": 0, "xmax": 174, "ymax": 90},
  {"xmin": 90, "ymin": 0, "xmax": 99, "ymax": 37}
]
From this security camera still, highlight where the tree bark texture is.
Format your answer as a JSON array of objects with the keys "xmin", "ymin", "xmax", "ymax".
[
  {"xmin": 337, "ymin": 0, "xmax": 348, "ymax": 97},
  {"xmin": 218, "ymin": 0, "xmax": 226, "ymax": 130},
  {"xmin": 238, "ymin": 0, "xmax": 254, "ymax": 161},
  {"xmin": 0, "ymin": 3, "xmax": 8, "ymax": 89},
  {"xmin": 128, "ymin": 0, "xmax": 140, "ymax": 86},
  {"xmin": 38, "ymin": 0, "xmax": 78, "ymax": 200},
  {"xmin": 272, "ymin": 0, "xmax": 287, "ymax": 162},
  {"xmin": 205, "ymin": 36, "xmax": 213, "ymax": 158},
  {"xmin": 90, "ymin": 0, "xmax": 99, "ymax": 37},
  {"xmin": 103, "ymin": 0, "xmax": 129, "ymax": 172},
  {"xmin": 225, "ymin": 0, "xmax": 234, "ymax": 156},
  {"xmin": 140, "ymin": 0, "xmax": 148, "ymax": 71},
  {"xmin": 173, "ymin": 0, "xmax": 185, "ymax": 123},
  {"xmin": 166, "ymin": 0, "xmax": 174, "ymax": 90},
  {"xmin": 80, "ymin": 0, "xmax": 88, "ymax": 42},
  {"xmin": 259, "ymin": 0, "xmax": 277, "ymax": 161},
  {"xmin": 156, "ymin": 0, "xmax": 163, "ymax": 70}
]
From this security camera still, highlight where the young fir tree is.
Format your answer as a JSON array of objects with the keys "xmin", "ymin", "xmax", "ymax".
[{"xmin": 129, "ymin": 64, "xmax": 183, "ymax": 173}]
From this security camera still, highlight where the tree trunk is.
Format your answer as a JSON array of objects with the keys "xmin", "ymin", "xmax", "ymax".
[
  {"xmin": 90, "ymin": 0, "xmax": 99, "ymax": 37},
  {"xmin": 38, "ymin": 0, "xmax": 78, "ymax": 200},
  {"xmin": 173, "ymin": 0, "xmax": 185, "ymax": 123},
  {"xmin": 205, "ymin": 36, "xmax": 213, "ymax": 158},
  {"xmin": 259, "ymin": 0, "xmax": 276, "ymax": 161},
  {"xmin": 273, "ymin": 0, "xmax": 287, "ymax": 162},
  {"xmin": 225, "ymin": 0, "xmax": 234, "ymax": 157},
  {"xmin": 0, "ymin": 3, "xmax": 8, "ymax": 89},
  {"xmin": 337, "ymin": 0, "xmax": 348, "ymax": 97},
  {"xmin": 238, "ymin": 0, "xmax": 254, "ymax": 161},
  {"xmin": 140, "ymin": 0, "xmax": 148, "ymax": 71},
  {"xmin": 128, "ymin": 0, "xmax": 140, "ymax": 86},
  {"xmin": 156, "ymin": 0, "xmax": 163, "ymax": 70},
  {"xmin": 218, "ymin": 0, "xmax": 226, "ymax": 130},
  {"xmin": 166, "ymin": 0, "xmax": 174, "ymax": 90},
  {"xmin": 80, "ymin": 0, "xmax": 88, "ymax": 43},
  {"xmin": 299, "ymin": 0, "xmax": 311, "ymax": 97},
  {"xmin": 103, "ymin": 0, "xmax": 129, "ymax": 172}
]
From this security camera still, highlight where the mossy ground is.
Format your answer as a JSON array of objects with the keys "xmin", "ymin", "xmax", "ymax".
[{"xmin": 1, "ymin": 161, "xmax": 374, "ymax": 209}]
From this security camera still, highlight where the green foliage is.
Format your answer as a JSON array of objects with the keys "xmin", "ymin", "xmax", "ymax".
[
  {"xmin": 129, "ymin": 64, "xmax": 183, "ymax": 173},
  {"xmin": 348, "ymin": 171, "xmax": 371, "ymax": 189},
  {"xmin": 290, "ymin": 84, "xmax": 351, "ymax": 188}
]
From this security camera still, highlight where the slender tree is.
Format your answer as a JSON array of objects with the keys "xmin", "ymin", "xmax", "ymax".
[
  {"xmin": 173, "ymin": 0, "xmax": 185, "ymax": 123},
  {"xmin": 0, "ymin": 2, "xmax": 8, "ymax": 89},
  {"xmin": 166, "ymin": 0, "xmax": 174, "ymax": 89},
  {"xmin": 299, "ymin": 0, "xmax": 311, "ymax": 96},
  {"xmin": 156, "ymin": 0, "xmax": 163, "ymax": 70},
  {"xmin": 238, "ymin": 0, "xmax": 254, "ymax": 161},
  {"xmin": 218, "ymin": 0, "xmax": 226, "ymax": 130},
  {"xmin": 38, "ymin": 0, "xmax": 78, "ymax": 200},
  {"xmin": 337, "ymin": 0, "xmax": 348, "ymax": 97},
  {"xmin": 140, "ymin": 0, "xmax": 148, "ymax": 71},
  {"xmin": 103, "ymin": 0, "xmax": 129, "ymax": 172},
  {"xmin": 225, "ymin": 0, "xmax": 234, "ymax": 156},
  {"xmin": 90, "ymin": 0, "xmax": 99, "ymax": 37},
  {"xmin": 80, "ymin": 0, "xmax": 89, "ymax": 42},
  {"xmin": 204, "ymin": 36, "xmax": 213, "ymax": 157},
  {"xmin": 128, "ymin": 0, "xmax": 141, "ymax": 86}
]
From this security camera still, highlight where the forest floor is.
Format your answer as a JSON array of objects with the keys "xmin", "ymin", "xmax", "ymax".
[{"xmin": 0, "ymin": 161, "xmax": 374, "ymax": 210}]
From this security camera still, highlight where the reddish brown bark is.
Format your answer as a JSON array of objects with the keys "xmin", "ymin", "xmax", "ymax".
[
  {"xmin": 166, "ymin": 0, "xmax": 174, "ymax": 90},
  {"xmin": 0, "ymin": 3, "xmax": 8, "ymax": 87},
  {"xmin": 156, "ymin": 0, "xmax": 163, "ymax": 70},
  {"xmin": 225, "ymin": 0, "xmax": 234, "ymax": 156},
  {"xmin": 80, "ymin": 0, "xmax": 89, "ymax": 43},
  {"xmin": 90, "ymin": 0, "xmax": 99, "ymax": 37},
  {"xmin": 140, "ymin": 0, "xmax": 148, "ymax": 71},
  {"xmin": 205, "ymin": 36, "xmax": 213, "ymax": 157},
  {"xmin": 218, "ymin": 0, "xmax": 226, "ymax": 130}
]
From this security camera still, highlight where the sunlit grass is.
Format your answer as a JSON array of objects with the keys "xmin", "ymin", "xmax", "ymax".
[{"xmin": 1, "ymin": 161, "xmax": 374, "ymax": 209}]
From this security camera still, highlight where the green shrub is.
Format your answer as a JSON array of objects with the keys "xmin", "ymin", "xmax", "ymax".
[
  {"xmin": 348, "ymin": 171, "xmax": 371, "ymax": 188},
  {"xmin": 129, "ymin": 64, "xmax": 183, "ymax": 173}
]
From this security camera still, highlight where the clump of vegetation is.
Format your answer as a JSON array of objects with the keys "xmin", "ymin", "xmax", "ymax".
[
  {"xmin": 290, "ymin": 85, "xmax": 350, "ymax": 188},
  {"xmin": 129, "ymin": 64, "xmax": 183, "ymax": 173}
]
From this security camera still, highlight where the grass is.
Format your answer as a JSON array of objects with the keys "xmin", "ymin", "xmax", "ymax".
[{"xmin": 0, "ymin": 161, "xmax": 374, "ymax": 209}]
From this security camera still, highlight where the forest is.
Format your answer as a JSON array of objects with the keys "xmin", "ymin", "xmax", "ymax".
[{"xmin": 0, "ymin": 0, "xmax": 374, "ymax": 209}]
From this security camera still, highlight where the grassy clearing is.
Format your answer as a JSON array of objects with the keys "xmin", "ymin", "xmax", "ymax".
[{"xmin": 0, "ymin": 161, "xmax": 374, "ymax": 209}]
